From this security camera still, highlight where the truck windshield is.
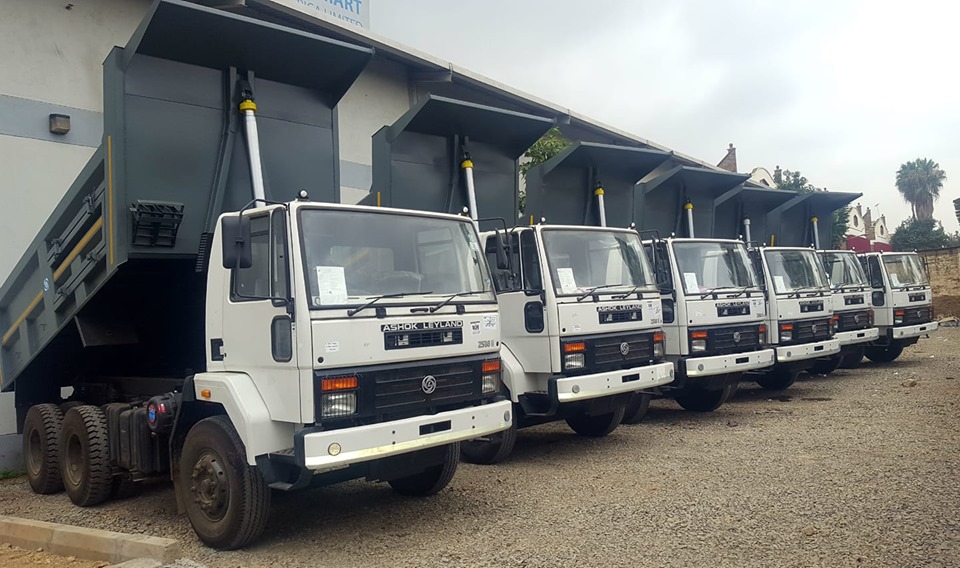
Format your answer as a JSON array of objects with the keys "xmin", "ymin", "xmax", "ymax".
[
  {"xmin": 672, "ymin": 241, "xmax": 757, "ymax": 294},
  {"xmin": 819, "ymin": 251, "xmax": 869, "ymax": 288},
  {"xmin": 882, "ymin": 253, "xmax": 929, "ymax": 287},
  {"xmin": 763, "ymin": 249, "xmax": 827, "ymax": 293},
  {"xmin": 541, "ymin": 229, "xmax": 656, "ymax": 296},
  {"xmin": 299, "ymin": 209, "xmax": 493, "ymax": 308}
]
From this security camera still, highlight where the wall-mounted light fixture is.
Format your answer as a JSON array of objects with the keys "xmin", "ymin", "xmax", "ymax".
[{"xmin": 49, "ymin": 113, "xmax": 71, "ymax": 135}]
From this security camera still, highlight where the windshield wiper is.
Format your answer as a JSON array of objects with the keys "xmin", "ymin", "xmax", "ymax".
[
  {"xmin": 428, "ymin": 291, "xmax": 482, "ymax": 313},
  {"xmin": 346, "ymin": 291, "xmax": 428, "ymax": 317},
  {"xmin": 576, "ymin": 284, "xmax": 624, "ymax": 302},
  {"xmin": 787, "ymin": 286, "xmax": 824, "ymax": 299},
  {"xmin": 697, "ymin": 286, "xmax": 749, "ymax": 300},
  {"xmin": 612, "ymin": 285, "xmax": 647, "ymax": 300}
]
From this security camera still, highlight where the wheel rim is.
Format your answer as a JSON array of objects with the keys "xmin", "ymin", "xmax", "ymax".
[
  {"xmin": 26, "ymin": 429, "xmax": 42, "ymax": 477},
  {"xmin": 190, "ymin": 450, "xmax": 230, "ymax": 522},
  {"xmin": 64, "ymin": 432, "xmax": 85, "ymax": 488}
]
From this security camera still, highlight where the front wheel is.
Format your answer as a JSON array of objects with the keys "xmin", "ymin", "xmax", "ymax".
[
  {"xmin": 622, "ymin": 393, "xmax": 652, "ymax": 424},
  {"xmin": 389, "ymin": 442, "xmax": 459, "ymax": 496},
  {"xmin": 566, "ymin": 407, "xmax": 625, "ymax": 437},
  {"xmin": 675, "ymin": 383, "xmax": 736, "ymax": 412},
  {"xmin": 865, "ymin": 343, "xmax": 904, "ymax": 363},
  {"xmin": 808, "ymin": 355, "xmax": 843, "ymax": 375},
  {"xmin": 839, "ymin": 346, "xmax": 865, "ymax": 369},
  {"xmin": 461, "ymin": 420, "xmax": 517, "ymax": 465},
  {"xmin": 178, "ymin": 416, "xmax": 271, "ymax": 550},
  {"xmin": 756, "ymin": 367, "xmax": 800, "ymax": 390}
]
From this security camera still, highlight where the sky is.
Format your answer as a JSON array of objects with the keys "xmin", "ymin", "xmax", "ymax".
[{"xmin": 370, "ymin": 1, "xmax": 960, "ymax": 233}]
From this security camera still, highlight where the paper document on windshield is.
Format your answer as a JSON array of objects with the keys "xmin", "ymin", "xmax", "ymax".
[
  {"xmin": 890, "ymin": 273, "xmax": 901, "ymax": 287},
  {"xmin": 556, "ymin": 268, "xmax": 578, "ymax": 294},
  {"xmin": 683, "ymin": 272, "xmax": 699, "ymax": 294},
  {"xmin": 773, "ymin": 275, "xmax": 786, "ymax": 291},
  {"xmin": 316, "ymin": 266, "xmax": 348, "ymax": 305}
]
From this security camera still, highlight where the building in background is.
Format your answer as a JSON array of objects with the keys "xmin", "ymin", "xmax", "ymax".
[{"xmin": 846, "ymin": 204, "xmax": 891, "ymax": 252}]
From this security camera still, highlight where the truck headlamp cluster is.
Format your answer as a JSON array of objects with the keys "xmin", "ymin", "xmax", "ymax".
[
  {"xmin": 779, "ymin": 323, "xmax": 793, "ymax": 342},
  {"xmin": 320, "ymin": 375, "xmax": 358, "ymax": 418},
  {"xmin": 481, "ymin": 359, "xmax": 502, "ymax": 395},
  {"xmin": 830, "ymin": 314, "xmax": 839, "ymax": 336},
  {"xmin": 867, "ymin": 309, "xmax": 874, "ymax": 326},
  {"xmin": 894, "ymin": 309, "xmax": 904, "ymax": 325},
  {"xmin": 653, "ymin": 332, "xmax": 665, "ymax": 358},
  {"xmin": 562, "ymin": 341, "xmax": 587, "ymax": 370},
  {"xmin": 690, "ymin": 330, "xmax": 708, "ymax": 353},
  {"xmin": 758, "ymin": 324, "xmax": 768, "ymax": 345}
]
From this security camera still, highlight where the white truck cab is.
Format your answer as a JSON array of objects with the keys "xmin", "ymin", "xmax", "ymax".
[
  {"xmin": 814, "ymin": 250, "xmax": 880, "ymax": 371},
  {"xmin": 747, "ymin": 246, "xmax": 842, "ymax": 389},
  {"xmin": 644, "ymin": 237, "xmax": 775, "ymax": 411},
  {"xmin": 858, "ymin": 251, "xmax": 938, "ymax": 362}
]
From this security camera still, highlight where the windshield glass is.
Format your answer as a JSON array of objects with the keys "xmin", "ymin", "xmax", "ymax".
[
  {"xmin": 672, "ymin": 241, "xmax": 758, "ymax": 294},
  {"xmin": 819, "ymin": 251, "xmax": 868, "ymax": 288},
  {"xmin": 299, "ymin": 209, "xmax": 493, "ymax": 308},
  {"xmin": 763, "ymin": 249, "xmax": 828, "ymax": 293},
  {"xmin": 542, "ymin": 229, "xmax": 656, "ymax": 296},
  {"xmin": 882, "ymin": 253, "xmax": 929, "ymax": 287}
]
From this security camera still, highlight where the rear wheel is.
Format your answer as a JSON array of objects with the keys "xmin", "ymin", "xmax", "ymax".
[
  {"xmin": 839, "ymin": 346, "xmax": 865, "ymax": 369},
  {"xmin": 566, "ymin": 407, "xmax": 625, "ymax": 437},
  {"xmin": 622, "ymin": 393, "xmax": 652, "ymax": 424},
  {"xmin": 808, "ymin": 355, "xmax": 843, "ymax": 375},
  {"xmin": 675, "ymin": 383, "xmax": 736, "ymax": 412},
  {"xmin": 865, "ymin": 343, "xmax": 904, "ymax": 363},
  {"xmin": 178, "ymin": 416, "xmax": 271, "ymax": 550},
  {"xmin": 58, "ymin": 405, "xmax": 113, "ymax": 507},
  {"xmin": 757, "ymin": 367, "xmax": 800, "ymax": 390},
  {"xmin": 23, "ymin": 404, "xmax": 64, "ymax": 495},
  {"xmin": 461, "ymin": 420, "xmax": 517, "ymax": 465},
  {"xmin": 389, "ymin": 442, "xmax": 459, "ymax": 496}
]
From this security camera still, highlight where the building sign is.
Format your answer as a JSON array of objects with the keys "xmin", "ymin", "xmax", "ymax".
[{"xmin": 266, "ymin": 0, "xmax": 370, "ymax": 29}]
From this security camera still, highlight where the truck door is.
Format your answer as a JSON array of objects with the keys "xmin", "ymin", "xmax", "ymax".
[{"xmin": 221, "ymin": 208, "xmax": 302, "ymax": 423}]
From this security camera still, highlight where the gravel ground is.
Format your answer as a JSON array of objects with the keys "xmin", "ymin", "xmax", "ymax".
[
  {"xmin": 2, "ymin": 329, "xmax": 958, "ymax": 568},
  {"xmin": 0, "ymin": 542, "xmax": 105, "ymax": 567}
]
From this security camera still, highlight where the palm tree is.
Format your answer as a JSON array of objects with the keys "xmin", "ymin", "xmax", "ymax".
[{"xmin": 896, "ymin": 158, "xmax": 947, "ymax": 220}]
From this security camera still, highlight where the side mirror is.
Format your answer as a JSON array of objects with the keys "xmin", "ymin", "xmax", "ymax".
[
  {"xmin": 495, "ymin": 232, "xmax": 510, "ymax": 270},
  {"xmin": 221, "ymin": 214, "xmax": 252, "ymax": 269}
]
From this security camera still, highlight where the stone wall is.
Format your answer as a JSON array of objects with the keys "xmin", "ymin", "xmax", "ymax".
[{"xmin": 919, "ymin": 247, "xmax": 960, "ymax": 317}]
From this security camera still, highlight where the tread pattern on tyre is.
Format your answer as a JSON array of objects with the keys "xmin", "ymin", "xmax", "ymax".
[
  {"xmin": 461, "ymin": 421, "xmax": 518, "ymax": 465},
  {"xmin": 59, "ymin": 405, "xmax": 113, "ymax": 507},
  {"xmin": 180, "ymin": 415, "xmax": 271, "ymax": 550},
  {"xmin": 389, "ymin": 442, "xmax": 460, "ymax": 496},
  {"xmin": 23, "ymin": 404, "xmax": 64, "ymax": 495}
]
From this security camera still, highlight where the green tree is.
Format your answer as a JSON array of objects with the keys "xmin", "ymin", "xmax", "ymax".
[
  {"xmin": 896, "ymin": 158, "xmax": 947, "ymax": 220},
  {"xmin": 777, "ymin": 169, "xmax": 849, "ymax": 248},
  {"xmin": 519, "ymin": 127, "xmax": 570, "ymax": 213},
  {"xmin": 890, "ymin": 217, "xmax": 960, "ymax": 251}
]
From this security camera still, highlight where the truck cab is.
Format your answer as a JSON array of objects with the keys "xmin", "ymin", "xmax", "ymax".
[
  {"xmin": 815, "ymin": 249, "xmax": 880, "ymax": 371},
  {"xmin": 645, "ymin": 237, "xmax": 775, "ymax": 409},
  {"xmin": 858, "ymin": 251, "xmax": 938, "ymax": 362},
  {"xmin": 747, "ymin": 246, "xmax": 841, "ymax": 388}
]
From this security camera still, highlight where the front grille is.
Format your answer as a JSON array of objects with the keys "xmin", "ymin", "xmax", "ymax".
[
  {"xmin": 901, "ymin": 305, "xmax": 932, "ymax": 326},
  {"xmin": 593, "ymin": 333, "xmax": 654, "ymax": 369},
  {"xmin": 711, "ymin": 325, "xmax": 761, "ymax": 354},
  {"xmin": 384, "ymin": 329, "xmax": 463, "ymax": 350},
  {"xmin": 791, "ymin": 318, "xmax": 832, "ymax": 343},
  {"xmin": 598, "ymin": 309, "xmax": 642, "ymax": 324},
  {"xmin": 837, "ymin": 310, "xmax": 871, "ymax": 331}
]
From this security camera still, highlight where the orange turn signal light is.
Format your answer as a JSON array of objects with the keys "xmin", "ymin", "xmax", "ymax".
[
  {"xmin": 759, "ymin": 324, "xmax": 767, "ymax": 334},
  {"xmin": 690, "ymin": 330, "xmax": 708, "ymax": 339},
  {"xmin": 200, "ymin": 389, "xmax": 211, "ymax": 399},
  {"xmin": 894, "ymin": 309, "xmax": 905, "ymax": 316},
  {"xmin": 780, "ymin": 323, "xmax": 794, "ymax": 331},
  {"xmin": 653, "ymin": 332, "xmax": 665, "ymax": 343},
  {"xmin": 322, "ymin": 376, "xmax": 358, "ymax": 391},
  {"xmin": 482, "ymin": 359, "xmax": 501, "ymax": 373},
  {"xmin": 563, "ymin": 341, "xmax": 586, "ymax": 353}
]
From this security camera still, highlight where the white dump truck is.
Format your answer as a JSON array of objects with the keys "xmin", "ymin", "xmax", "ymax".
[
  {"xmin": 2, "ymin": 2, "xmax": 510, "ymax": 549},
  {"xmin": 816, "ymin": 249, "xmax": 880, "ymax": 371}
]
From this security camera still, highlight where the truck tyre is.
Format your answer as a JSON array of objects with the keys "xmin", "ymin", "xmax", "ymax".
[
  {"xmin": 389, "ymin": 442, "xmax": 460, "ymax": 496},
  {"xmin": 865, "ymin": 343, "xmax": 904, "ymax": 363},
  {"xmin": 808, "ymin": 355, "xmax": 843, "ymax": 375},
  {"xmin": 675, "ymin": 383, "xmax": 735, "ymax": 412},
  {"xmin": 622, "ymin": 393, "xmax": 652, "ymax": 424},
  {"xmin": 756, "ymin": 367, "xmax": 800, "ymax": 391},
  {"xmin": 178, "ymin": 416, "xmax": 271, "ymax": 550},
  {"xmin": 839, "ymin": 347, "xmax": 865, "ymax": 369},
  {"xmin": 58, "ymin": 405, "xmax": 113, "ymax": 507},
  {"xmin": 566, "ymin": 407, "xmax": 626, "ymax": 437},
  {"xmin": 23, "ymin": 404, "xmax": 64, "ymax": 495},
  {"xmin": 461, "ymin": 420, "xmax": 517, "ymax": 465}
]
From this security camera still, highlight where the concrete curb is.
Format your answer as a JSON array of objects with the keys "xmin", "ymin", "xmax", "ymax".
[{"xmin": 0, "ymin": 515, "xmax": 179, "ymax": 564}]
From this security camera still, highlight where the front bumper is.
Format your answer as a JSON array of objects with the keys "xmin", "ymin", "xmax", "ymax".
[
  {"xmin": 297, "ymin": 400, "xmax": 512, "ymax": 471},
  {"xmin": 555, "ymin": 362, "xmax": 675, "ymax": 403},
  {"xmin": 684, "ymin": 348, "xmax": 776, "ymax": 378},
  {"xmin": 835, "ymin": 327, "xmax": 880, "ymax": 346},
  {"xmin": 775, "ymin": 338, "xmax": 841, "ymax": 363},
  {"xmin": 889, "ymin": 321, "xmax": 938, "ymax": 340}
]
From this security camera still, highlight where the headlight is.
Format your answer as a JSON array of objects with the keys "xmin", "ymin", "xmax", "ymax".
[
  {"xmin": 691, "ymin": 339, "xmax": 707, "ymax": 353},
  {"xmin": 867, "ymin": 309, "xmax": 874, "ymax": 326},
  {"xmin": 894, "ymin": 309, "xmax": 904, "ymax": 325},
  {"xmin": 831, "ymin": 315, "xmax": 839, "ymax": 335},
  {"xmin": 321, "ymin": 392, "xmax": 357, "ymax": 418},
  {"xmin": 653, "ymin": 331, "xmax": 665, "ymax": 358},
  {"xmin": 564, "ymin": 353, "xmax": 586, "ymax": 369},
  {"xmin": 481, "ymin": 359, "xmax": 501, "ymax": 394},
  {"xmin": 758, "ymin": 324, "xmax": 767, "ymax": 344}
]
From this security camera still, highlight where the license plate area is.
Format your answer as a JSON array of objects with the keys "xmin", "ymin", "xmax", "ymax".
[{"xmin": 419, "ymin": 420, "xmax": 451, "ymax": 436}]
